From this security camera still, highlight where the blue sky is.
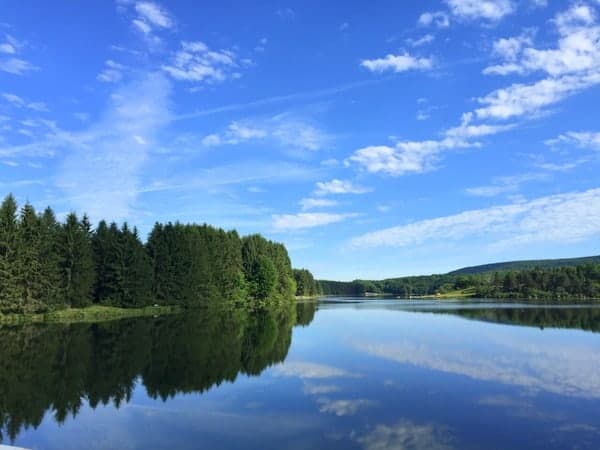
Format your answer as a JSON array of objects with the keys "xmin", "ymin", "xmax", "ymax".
[{"xmin": 1, "ymin": 0, "xmax": 600, "ymax": 280}]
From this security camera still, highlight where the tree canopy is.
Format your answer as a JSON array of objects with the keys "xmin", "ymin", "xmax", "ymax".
[{"xmin": 0, "ymin": 194, "xmax": 309, "ymax": 313}]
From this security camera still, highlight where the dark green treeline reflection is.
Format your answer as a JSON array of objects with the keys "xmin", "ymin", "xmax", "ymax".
[
  {"xmin": 437, "ymin": 306, "xmax": 600, "ymax": 333},
  {"xmin": 0, "ymin": 301, "xmax": 318, "ymax": 442}
]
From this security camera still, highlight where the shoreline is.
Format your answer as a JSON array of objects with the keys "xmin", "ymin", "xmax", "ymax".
[{"xmin": 0, "ymin": 304, "xmax": 181, "ymax": 325}]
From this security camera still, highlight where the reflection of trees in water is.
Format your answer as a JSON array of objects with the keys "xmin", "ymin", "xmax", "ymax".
[
  {"xmin": 296, "ymin": 301, "xmax": 318, "ymax": 327},
  {"xmin": 449, "ymin": 307, "xmax": 600, "ymax": 333},
  {"xmin": 0, "ymin": 302, "xmax": 315, "ymax": 442}
]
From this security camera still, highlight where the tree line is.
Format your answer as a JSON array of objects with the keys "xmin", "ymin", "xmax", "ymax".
[
  {"xmin": 319, "ymin": 263, "xmax": 600, "ymax": 300},
  {"xmin": 0, "ymin": 194, "xmax": 317, "ymax": 314},
  {"xmin": 293, "ymin": 268, "xmax": 322, "ymax": 297}
]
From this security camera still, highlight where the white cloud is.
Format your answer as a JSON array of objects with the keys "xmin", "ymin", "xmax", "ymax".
[
  {"xmin": 0, "ymin": 34, "xmax": 36, "ymax": 75},
  {"xmin": 444, "ymin": 0, "xmax": 515, "ymax": 21},
  {"xmin": 97, "ymin": 60, "xmax": 124, "ymax": 83},
  {"xmin": 315, "ymin": 179, "xmax": 371, "ymax": 195},
  {"xmin": 349, "ymin": 112, "xmax": 513, "ymax": 177},
  {"xmin": 132, "ymin": 18, "xmax": 152, "ymax": 34},
  {"xmin": 351, "ymin": 188, "xmax": 600, "ymax": 249},
  {"xmin": 205, "ymin": 115, "xmax": 329, "ymax": 152},
  {"xmin": 475, "ymin": 71, "xmax": 600, "ymax": 120},
  {"xmin": 484, "ymin": 6, "xmax": 600, "ymax": 77},
  {"xmin": 349, "ymin": 138, "xmax": 474, "ymax": 177},
  {"xmin": 162, "ymin": 40, "xmax": 239, "ymax": 83},
  {"xmin": 201, "ymin": 133, "xmax": 221, "ymax": 146},
  {"xmin": 418, "ymin": 11, "xmax": 450, "ymax": 28},
  {"xmin": 134, "ymin": 1, "xmax": 174, "ymax": 29},
  {"xmin": 227, "ymin": 121, "xmax": 268, "ymax": 140},
  {"xmin": 546, "ymin": 131, "xmax": 600, "ymax": 150},
  {"xmin": 361, "ymin": 52, "xmax": 433, "ymax": 73},
  {"xmin": 406, "ymin": 34, "xmax": 435, "ymax": 47},
  {"xmin": 465, "ymin": 172, "xmax": 549, "ymax": 197},
  {"xmin": 2, "ymin": 93, "xmax": 48, "ymax": 112},
  {"xmin": 300, "ymin": 197, "xmax": 338, "ymax": 211},
  {"xmin": 0, "ymin": 57, "xmax": 36, "ymax": 75},
  {"xmin": 272, "ymin": 212, "xmax": 356, "ymax": 231},
  {"xmin": 0, "ymin": 34, "xmax": 20, "ymax": 54}
]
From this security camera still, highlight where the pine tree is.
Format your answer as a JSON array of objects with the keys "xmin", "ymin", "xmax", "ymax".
[
  {"xmin": 57, "ymin": 213, "xmax": 95, "ymax": 307},
  {"xmin": 0, "ymin": 195, "xmax": 20, "ymax": 312},
  {"xmin": 38, "ymin": 207, "xmax": 63, "ymax": 307},
  {"xmin": 15, "ymin": 203, "xmax": 46, "ymax": 312}
]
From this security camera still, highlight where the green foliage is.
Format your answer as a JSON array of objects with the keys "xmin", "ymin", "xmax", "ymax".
[
  {"xmin": 57, "ymin": 213, "xmax": 96, "ymax": 308},
  {"xmin": 0, "ymin": 194, "xmax": 302, "ymax": 312},
  {"xmin": 241, "ymin": 235, "xmax": 296, "ymax": 302},
  {"xmin": 293, "ymin": 268, "xmax": 321, "ymax": 297},
  {"xmin": 320, "ymin": 263, "xmax": 600, "ymax": 300}
]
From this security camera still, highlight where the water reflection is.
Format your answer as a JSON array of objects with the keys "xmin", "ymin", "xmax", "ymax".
[
  {"xmin": 3, "ymin": 299, "xmax": 600, "ymax": 449},
  {"xmin": 0, "ymin": 303, "xmax": 305, "ymax": 442}
]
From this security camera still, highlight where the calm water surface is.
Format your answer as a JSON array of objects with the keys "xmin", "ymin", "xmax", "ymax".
[{"xmin": 3, "ymin": 298, "xmax": 600, "ymax": 449}]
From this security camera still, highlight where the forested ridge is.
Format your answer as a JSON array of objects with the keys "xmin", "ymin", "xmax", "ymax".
[
  {"xmin": 0, "ymin": 194, "xmax": 314, "ymax": 314},
  {"xmin": 320, "ymin": 263, "xmax": 600, "ymax": 300},
  {"xmin": 449, "ymin": 255, "xmax": 600, "ymax": 275}
]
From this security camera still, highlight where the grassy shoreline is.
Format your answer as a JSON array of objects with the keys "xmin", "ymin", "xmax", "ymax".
[{"xmin": 0, "ymin": 304, "xmax": 181, "ymax": 325}]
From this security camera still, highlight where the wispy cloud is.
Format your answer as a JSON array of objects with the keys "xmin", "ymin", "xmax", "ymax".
[
  {"xmin": 2, "ymin": 93, "xmax": 48, "ymax": 112},
  {"xmin": 202, "ymin": 114, "xmax": 330, "ymax": 153},
  {"xmin": 0, "ymin": 33, "xmax": 36, "ymax": 75},
  {"xmin": 361, "ymin": 52, "xmax": 433, "ymax": 74},
  {"xmin": 465, "ymin": 172, "xmax": 549, "ymax": 197},
  {"xmin": 162, "ymin": 41, "xmax": 241, "ymax": 83},
  {"xmin": 97, "ymin": 59, "xmax": 124, "ymax": 83},
  {"xmin": 546, "ymin": 131, "xmax": 600, "ymax": 151},
  {"xmin": 300, "ymin": 197, "xmax": 338, "ymax": 211},
  {"xmin": 419, "ymin": 0, "xmax": 515, "ymax": 28},
  {"xmin": 272, "ymin": 212, "xmax": 357, "ymax": 231},
  {"xmin": 406, "ymin": 34, "xmax": 435, "ymax": 48},
  {"xmin": 350, "ymin": 188, "xmax": 600, "ymax": 249},
  {"xmin": 445, "ymin": 0, "xmax": 515, "ymax": 22},
  {"xmin": 314, "ymin": 179, "xmax": 371, "ymax": 196},
  {"xmin": 57, "ymin": 72, "xmax": 172, "ymax": 221}
]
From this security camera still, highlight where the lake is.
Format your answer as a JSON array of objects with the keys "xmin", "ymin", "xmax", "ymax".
[{"xmin": 2, "ymin": 298, "xmax": 600, "ymax": 449}]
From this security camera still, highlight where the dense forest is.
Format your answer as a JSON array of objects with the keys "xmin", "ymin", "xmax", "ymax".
[
  {"xmin": 0, "ymin": 302, "xmax": 311, "ymax": 442},
  {"xmin": 292, "ymin": 268, "xmax": 322, "ymax": 297},
  {"xmin": 320, "ymin": 263, "xmax": 600, "ymax": 300},
  {"xmin": 0, "ymin": 194, "xmax": 314, "ymax": 314}
]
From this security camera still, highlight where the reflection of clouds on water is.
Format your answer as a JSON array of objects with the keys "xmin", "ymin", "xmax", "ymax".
[
  {"xmin": 355, "ymin": 334, "xmax": 600, "ymax": 398},
  {"xmin": 317, "ymin": 398, "xmax": 375, "ymax": 416},
  {"xmin": 274, "ymin": 361, "xmax": 358, "ymax": 378},
  {"xmin": 478, "ymin": 395, "xmax": 565, "ymax": 422},
  {"xmin": 357, "ymin": 420, "xmax": 453, "ymax": 450},
  {"xmin": 303, "ymin": 383, "xmax": 341, "ymax": 394}
]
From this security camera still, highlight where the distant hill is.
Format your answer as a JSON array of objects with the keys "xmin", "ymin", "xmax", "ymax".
[{"xmin": 448, "ymin": 255, "xmax": 600, "ymax": 275}]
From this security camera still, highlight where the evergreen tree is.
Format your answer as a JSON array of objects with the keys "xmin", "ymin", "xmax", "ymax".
[
  {"xmin": 0, "ymin": 194, "xmax": 20, "ymax": 312},
  {"xmin": 57, "ymin": 213, "xmax": 95, "ymax": 307},
  {"xmin": 38, "ymin": 207, "xmax": 63, "ymax": 307},
  {"xmin": 15, "ymin": 203, "xmax": 45, "ymax": 312}
]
